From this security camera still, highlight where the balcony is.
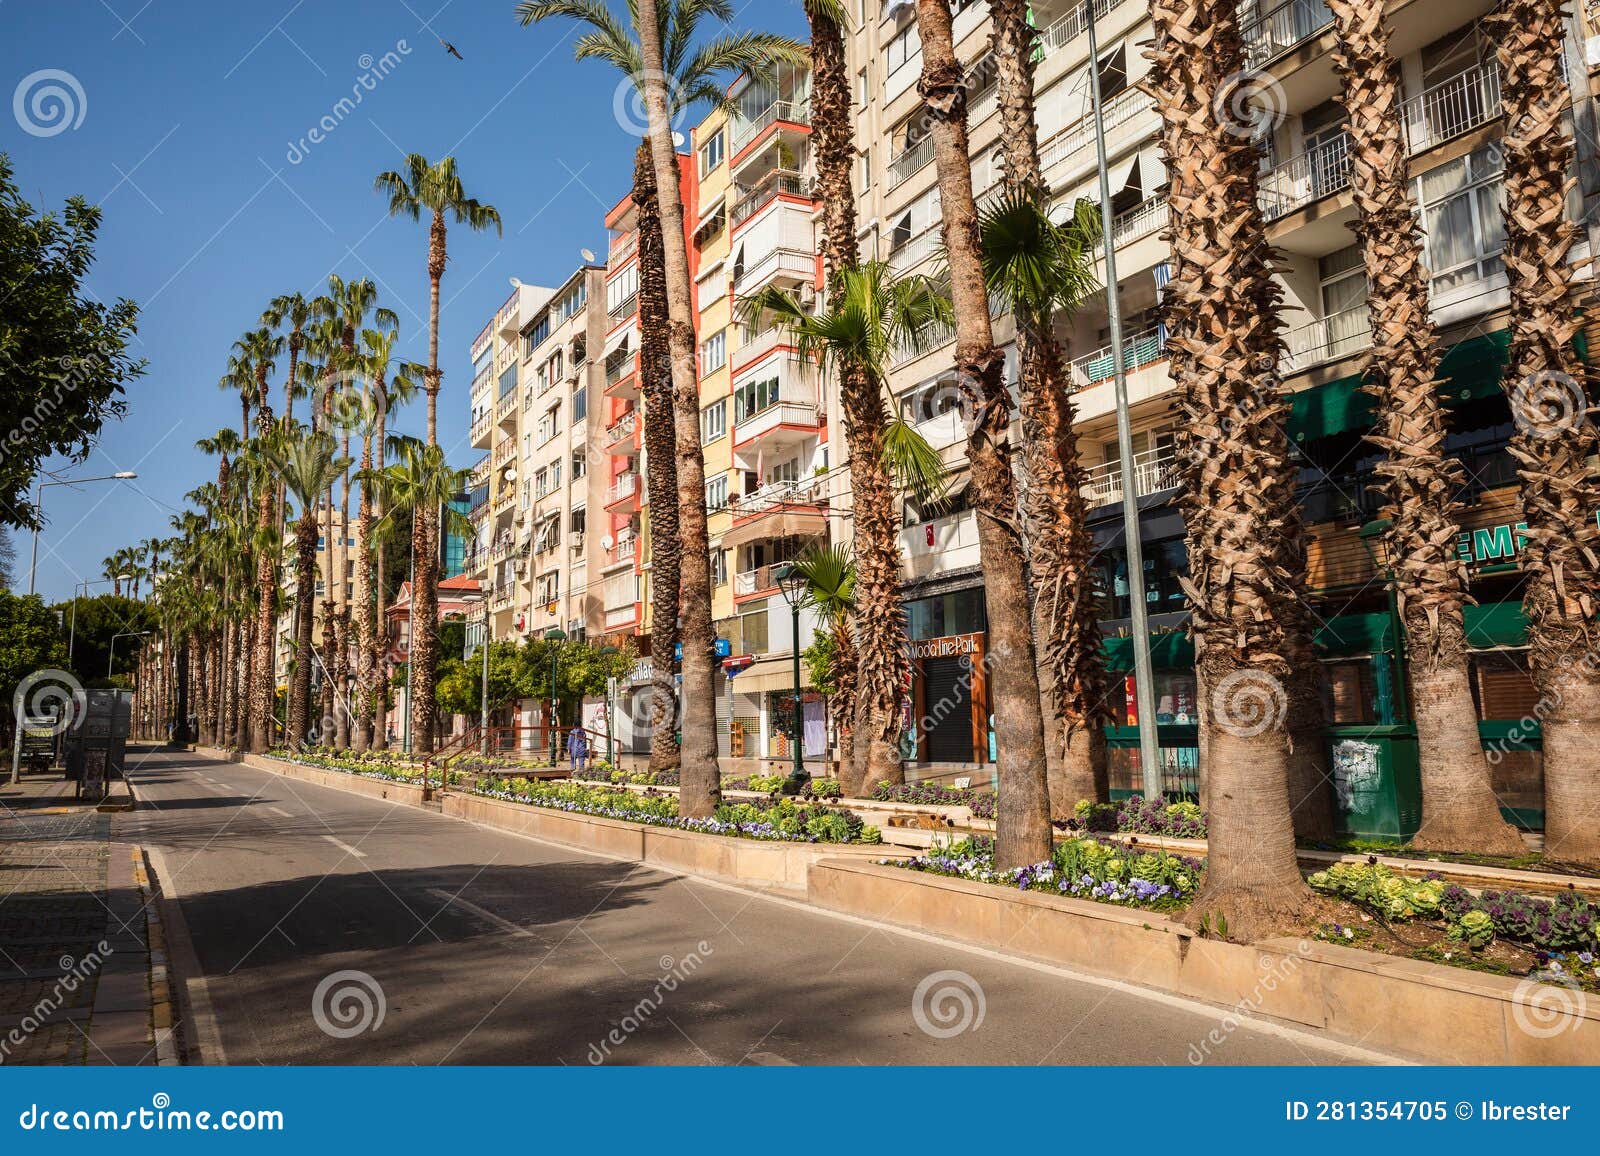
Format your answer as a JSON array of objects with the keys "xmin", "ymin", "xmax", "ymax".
[
  {"xmin": 887, "ymin": 135, "xmax": 934, "ymax": 192},
  {"xmin": 1097, "ymin": 196, "xmax": 1169, "ymax": 254},
  {"xmin": 1068, "ymin": 325, "xmax": 1167, "ymax": 392},
  {"xmin": 609, "ymin": 229, "xmax": 638, "ymax": 264},
  {"xmin": 734, "ymin": 246, "xmax": 815, "ymax": 296},
  {"xmin": 495, "ymin": 390, "xmax": 517, "ymax": 424},
  {"xmin": 469, "ymin": 411, "xmax": 494, "ymax": 448},
  {"xmin": 900, "ymin": 508, "xmax": 981, "ymax": 580},
  {"xmin": 491, "ymin": 437, "xmax": 516, "ymax": 465},
  {"xmin": 734, "ymin": 401, "xmax": 820, "ymax": 449},
  {"xmin": 1038, "ymin": 0, "xmax": 1128, "ymax": 57},
  {"xmin": 605, "ymin": 472, "xmax": 640, "ymax": 508},
  {"xmin": 1081, "ymin": 445, "xmax": 1180, "ymax": 507},
  {"xmin": 733, "ymin": 560, "xmax": 792, "ymax": 600},
  {"xmin": 731, "ymin": 170, "xmax": 812, "ymax": 227},
  {"xmin": 604, "ymin": 409, "xmax": 637, "ymax": 452},
  {"xmin": 604, "ymin": 351, "xmax": 639, "ymax": 399},
  {"xmin": 492, "ymin": 490, "xmax": 516, "ymax": 515},
  {"xmin": 1282, "ymin": 303, "xmax": 1372, "ymax": 374},
  {"xmin": 731, "ymin": 475, "xmax": 828, "ymax": 520},
  {"xmin": 608, "ymin": 292, "xmax": 638, "ymax": 326},
  {"xmin": 887, "ymin": 226, "xmax": 940, "ymax": 276},
  {"xmin": 604, "ymin": 536, "xmax": 637, "ymax": 570},
  {"xmin": 1261, "ymin": 64, "xmax": 1506, "ymax": 223},
  {"xmin": 732, "ymin": 98, "xmax": 810, "ymax": 154},
  {"xmin": 1040, "ymin": 86, "xmax": 1154, "ymax": 184},
  {"xmin": 1240, "ymin": 0, "xmax": 1332, "ymax": 67}
]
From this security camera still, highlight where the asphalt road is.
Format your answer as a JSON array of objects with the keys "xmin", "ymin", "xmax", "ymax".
[{"xmin": 117, "ymin": 748, "xmax": 1391, "ymax": 1066}]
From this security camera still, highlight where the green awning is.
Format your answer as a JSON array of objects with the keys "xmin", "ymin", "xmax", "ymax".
[
  {"xmin": 1464, "ymin": 600, "xmax": 1528, "ymax": 649},
  {"xmin": 1314, "ymin": 612, "xmax": 1392, "ymax": 657},
  {"xmin": 1100, "ymin": 631, "xmax": 1194, "ymax": 672},
  {"xmin": 1288, "ymin": 330, "xmax": 1513, "ymax": 443}
]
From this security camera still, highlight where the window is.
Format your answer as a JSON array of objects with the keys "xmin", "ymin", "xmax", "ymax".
[
  {"xmin": 855, "ymin": 66, "xmax": 868, "ymax": 107},
  {"xmin": 698, "ymin": 131, "xmax": 724, "ymax": 176},
  {"xmin": 858, "ymin": 147, "xmax": 872, "ymax": 192},
  {"xmin": 886, "ymin": 21, "xmax": 921, "ymax": 74},
  {"xmin": 734, "ymin": 373, "xmax": 781, "ymax": 422},
  {"xmin": 524, "ymin": 315, "xmax": 551, "ymax": 353},
  {"xmin": 710, "ymin": 548, "xmax": 728, "ymax": 587},
  {"xmin": 571, "ymin": 507, "xmax": 587, "ymax": 535},
  {"xmin": 571, "ymin": 451, "xmax": 587, "ymax": 481},
  {"xmin": 701, "ymin": 398, "xmax": 727, "ymax": 444},
  {"xmin": 705, "ymin": 473, "xmax": 729, "ymax": 511},
  {"xmin": 536, "ymin": 403, "xmax": 561, "ymax": 444},
  {"xmin": 606, "ymin": 264, "xmax": 639, "ymax": 313},
  {"xmin": 551, "ymin": 281, "xmax": 587, "ymax": 325},
  {"xmin": 1318, "ymin": 244, "xmax": 1367, "ymax": 317},
  {"xmin": 498, "ymin": 363, "xmax": 518, "ymax": 399},
  {"xmin": 536, "ymin": 572, "xmax": 560, "ymax": 605},
  {"xmin": 572, "ymin": 383, "xmax": 589, "ymax": 424},
  {"xmin": 699, "ymin": 330, "xmax": 727, "ymax": 375},
  {"xmin": 763, "ymin": 458, "xmax": 800, "ymax": 487},
  {"xmin": 1419, "ymin": 144, "xmax": 1505, "ymax": 296}
]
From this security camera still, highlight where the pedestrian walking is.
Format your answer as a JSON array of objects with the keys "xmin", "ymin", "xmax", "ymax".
[{"xmin": 566, "ymin": 724, "xmax": 590, "ymax": 774}]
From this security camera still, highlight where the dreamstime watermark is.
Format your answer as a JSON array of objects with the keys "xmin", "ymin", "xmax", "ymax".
[
  {"xmin": 0, "ymin": 944, "xmax": 111, "ymax": 1061},
  {"xmin": 1214, "ymin": 68, "xmax": 1287, "ymax": 139},
  {"xmin": 911, "ymin": 970, "xmax": 986, "ymax": 1038},
  {"xmin": 1187, "ymin": 941, "xmax": 1313, "ymax": 1064},
  {"xmin": 285, "ymin": 43, "xmax": 412, "ymax": 164},
  {"xmin": 1509, "ymin": 370, "xmax": 1590, "ymax": 441},
  {"xmin": 1210, "ymin": 668, "xmax": 1287, "ymax": 738},
  {"xmin": 0, "ymin": 337, "xmax": 136, "ymax": 468},
  {"xmin": 13, "ymin": 69, "xmax": 86, "ymax": 137},
  {"xmin": 12, "ymin": 669, "xmax": 87, "ymax": 737},
  {"xmin": 316, "ymin": 368, "xmax": 387, "ymax": 436},
  {"xmin": 16, "ymin": 1093, "xmax": 283, "ymax": 1132},
  {"xmin": 1511, "ymin": 970, "xmax": 1588, "ymax": 1039},
  {"xmin": 586, "ymin": 942, "xmax": 714, "ymax": 1064},
  {"xmin": 612, "ymin": 69, "xmax": 689, "ymax": 139},
  {"xmin": 310, "ymin": 969, "xmax": 386, "ymax": 1038},
  {"xmin": 1484, "ymin": 647, "xmax": 1600, "ymax": 765}
]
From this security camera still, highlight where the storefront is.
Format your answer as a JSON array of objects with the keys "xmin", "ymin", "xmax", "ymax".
[{"xmin": 904, "ymin": 586, "xmax": 992, "ymax": 765}]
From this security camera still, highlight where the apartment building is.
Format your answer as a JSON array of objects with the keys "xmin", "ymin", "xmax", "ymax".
[{"xmin": 846, "ymin": 0, "xmax": 1600, "ymax": 814}]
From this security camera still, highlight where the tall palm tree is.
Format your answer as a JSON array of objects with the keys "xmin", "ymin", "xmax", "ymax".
[
  {"xmin": 742, "ymin": 263, "xmax": 952, "ymax": 796},
  {"xmin": 912, "ymin": 0, "xmax": 1050, "ymax": 869},
  {"xmin": 263, "ymin": 292, "xmax": 317, "ymax": 423},
  {"xmin": 788, "ymin": 542, "xmax": 857, "ymax": 779},
  {"xmin": 369, "ymin": 438, "xmax": 473, "ymax": 754},
  {"xmin": 266, "ymin": 427, "xmax": 349, "ymax": 751},
  {"xmin": 372, "ymin": 159, "xmax": 497, "ymax": 754},
  {"xmin": 1149, "ymin": 0, "xmax": 1309, "ymax": 934},
  {"xmin": 228, "ymin": 333, "xmax": 284, "ymax": 754},
  {"xmin": 302, "ymin": 314, "xmax": 346, "ymax": 741},
  {"xmin": 218, "ymin": 355, "xmax": 256, "ymax": 440},
  {"xmin": 1328, "ymin": 0, "xmax": 1522, "ymax": 854},
  {"xmin": 630, "ymin": 141, "xmax": 682, "ymax": 776},
  {"xmin": 520, "ymin": 0, "xmax": 808, "ymax": 816},
  {"xmin": 1490, "ymin": 0, "xmax": 1600, "ymax": 867},
  {"xmin": 369, "ymin": 354, "xmax": 422, "ymax": 751}
]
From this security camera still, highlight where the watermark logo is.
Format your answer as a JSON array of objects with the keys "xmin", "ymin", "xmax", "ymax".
[
  {"xmin": 1512, "ymin": 971, "xmax": 1587, "ymax": 1039},
  {"xmin": 612, "ymin": 69, "xmax": 688, "ymax": 139},
  {"xmin": 311, "ymin": 969, "xmax": 386, "ymax": 1038},
  {"xmin": 586, "ymin": 943, "xmax": 713, "ymax": 1064},
  {"xmin": 1211, "ymin": 668, "xmax": 1287, "ymax": 738},
  {"xmin": 13, "ymin": 69, "xmax": 87, "ymax": 137},
  {"xmin": 1510, "ymin": 370, "xmax": 1588, "ymax": 441},
  {"xmin": 1214, "ymin": 69, "xmax": 1287, "ymax": 139},
  {"xmin": 13, "ymin": 669, "xmax": 87, "ymax": 737},
  {"xmin": 0, "ymin": 943, "xmax": 111, "ymax": 1061},
  {"xmin": 286, "ymin": 43, "xmax": 411, "ymax": 165},
  {"xmin": 911, "ymin": 970, "xmax": 986, "ymax": 1038},
  {"xmin": 316, "ymin": 368, "xmax": 386, "ymax": 436}
]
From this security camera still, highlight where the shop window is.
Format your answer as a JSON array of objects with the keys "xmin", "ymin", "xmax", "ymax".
[
  {"xmin": 1471, "ymin": 651, "xmax": 1540, "ymax": 720},
  {"xmin": 1324, "ymin": 659, "xmax": 1377, "ymax": 725}
]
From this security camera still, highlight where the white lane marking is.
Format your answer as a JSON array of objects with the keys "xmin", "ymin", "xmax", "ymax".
[
  {"xmin": 265, "ymin": 806, "xmax": 294, "ymax": 819},
  {"xmin": 426, "ymin": 888, "xmax": 533, "ymax": 939},
  {"xmin": 745, "ymin": 1052, "xmax": 795, "ymax": 1066},
  {"xmin": 321, "ymin": 835, "xmax": 368, "ymax": 859}
]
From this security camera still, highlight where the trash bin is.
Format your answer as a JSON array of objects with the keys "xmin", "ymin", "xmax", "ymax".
[{"xmin": 1327, "ymin": 723, "xmax": 1421, "ymax": 842}]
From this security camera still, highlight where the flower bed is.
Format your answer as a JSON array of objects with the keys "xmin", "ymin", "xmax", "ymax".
[
  {"xmin": 888, "ymin": 834, "xmax": 1199, "ymax": 912},
  {"xmin": 471, "ymin": 777, "xmax": 881, "ymax": 845},
  {"xmin": 869, "ymin": 781, "xmax": 995, "ymax": 819},
  {"xmin": 574, "ymin": 764, "xmax": 676, "ymax": 787},
  {"xmin": 1071, "ymin": 797, "xmax": 1206, "ymax": 839},
  {"xmin": 268, "ymin": 747, "xmax": 428, "ymax": 785},
  {"xmin": 723, "ymin": 774, "xmax": 844, "ymax": 800}
]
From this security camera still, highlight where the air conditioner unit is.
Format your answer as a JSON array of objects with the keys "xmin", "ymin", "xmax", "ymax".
[
  {"xmin": 512, "ymin": 558, "xmax": 527, "ymax": 575},
  {"xmin": 571, "ymin": 531, "xmax": 586, "ymax": 551},
  {"xmin": 799, "ymin": 283, "xmax": 817, "ymax": 307}
]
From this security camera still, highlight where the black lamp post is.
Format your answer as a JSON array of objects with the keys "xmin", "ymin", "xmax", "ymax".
[
  {"xmin": 544, "ymin": 627, "xmax": 567, "ymax": 765},
  {"xmin": 774, "ymin": 563, "xmax": 808, "ymax": 792}
]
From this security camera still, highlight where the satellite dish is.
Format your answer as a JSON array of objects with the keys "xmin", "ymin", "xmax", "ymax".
[
  {"xmin": 509, "ymin": 276, "xmax": 522, "ymax": 289},
  {"xmin": 502, "ymin": 467, "xmax": 517, "ymax": 482},
  {"xmin": 581, "ymin": 247, "xmax": 596, "ymax": 263},
  {"xmin": 671, "ymin": 131, "xmax": 685, "ymax": 147},
  {"xmin": 600, "ymin": 533, "xmax": 615, "ymax": 550}
]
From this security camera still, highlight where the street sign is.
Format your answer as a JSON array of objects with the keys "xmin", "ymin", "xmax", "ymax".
[{"xmin": 722, "ymin": 654, "xmax": 754, "ymax": 677}]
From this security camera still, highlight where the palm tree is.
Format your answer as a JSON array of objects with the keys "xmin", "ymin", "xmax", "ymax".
[
  {"xmin": 369, "ymin": 353, "xmax": 422, "ymax": 751},
  {"xmin": 911, "ymin": 0, "xmax": 1051, "ymax": 869},
  {"xmin": 1149, "ymin": 0, "xmax": 1309, "ymax": 934},
  {"xmin": 788, "ymin": 542, "xmax": 857, "ymax": 780},
  {"xmin": 521, "ymin": 0, "xmax": 807, "ymax": 817},
  {"xmin": 302, "ymin": 314, "xmax": 346, "ymax": 741},
  {"xmin": 1327, "ymin": 0, "xmax": 1522, "ymax": 854},
  {"xmin": 372, "ymin": 156, "xmax": 500, "ymax": 445},
  {"xmin": 265, "ymin": 427, "xmax": 349, "ymax": 751},
  {"xmin": 218, "ymin": 355, "xmax": 256, "ymax": 440},
  {"xmin": 742, "ymin": 263, "xmax": 952, "ymax": 796},
  {"xmin": 369, "ymin": 438, "xmax": 472, "ymax": 754},
  {"xmin": 1489, "ymin": 0, "xmax": 1600, "ymax": 868},
  {"xmin": 263, "ymin": 292, "xmax": 317, "ymax": 423}
]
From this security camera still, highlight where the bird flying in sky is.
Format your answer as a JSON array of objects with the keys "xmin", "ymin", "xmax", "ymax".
[{"xmin": 438, "ymin": 37, "xmax": 464, "ymax": 61}]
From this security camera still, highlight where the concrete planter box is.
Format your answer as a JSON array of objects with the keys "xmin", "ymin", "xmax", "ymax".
[
  {"xmin": 807, "ymin": 858, "xmax": 1600, "ymax": 1064},
  {"xmin": 442, "ymin": 791, "xmax": 907, "ymax": 891},
  {"xmin": 205, "ymin": 748, "xmax": 430, "ymax": 808}
]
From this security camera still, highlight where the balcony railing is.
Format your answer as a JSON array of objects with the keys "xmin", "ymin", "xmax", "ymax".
[
  {"xmin": 1240, "ymin": 0, "xmax": 1332, "ymax": 67},
  {"xmin": 606, "ymin": 473, "xmax": 639, "ymax": 505},
  {"xmin": 731, "ymin": 170, "xmax": 811, "ymax": 226},
  {"xmin": 887, "ymin": 226, "xmax": 941, "ymax": 275},
  {"xmin": 608, "ymin": 230, "xmax": 638, "ymax": 263},
  {"xmin": 887, "ymin": 135, "xmax": 934, "ymax": 191},
  {"xmin": 1401, "ymin": 63, "xmax": 1502, "ymax": 155},
  {"xmin": 608, "ymin": 293, "xmax": 638, "ymax": 324},
  {"xmin": 733, "ymin": 561, "xmax": 793, "ymax": 598},
  {"xmin": 732, "ymin": 475, "xmax": 828, "ymax": 518},
  {"xmin": 492, "ymin": 438, "xmax": 516, "ymax": 464},
  {"xmin": 1039, "ymin": 0, "xmax": 1126, "ymax": 56},
  {"xmin": 1082, "ymin": 445, "xmax": 1180, "ymax": 507},
  {"xmin": 1096, "ymin": 195, "xmax": 1169, "ymax": 253},
  {"xmin": 604, "ymin": 353, "xmax": 636, "ymax": 389},
  {"xmin": 1258, "ymin": 132, "xmax": 1352, "ymax": 221},
  {"xmin": 1068, "ymin": 325, "xmax": 1167, "ymax": 391},
  {"xmin": 1040, "ymin": 86, "xmax": 1155, "ymax": 177},
  {"xmin": 968, "ymin": 82, "xmax": 999, "ymax": 129},
  {"xmin": 607, "ymin": 536, "xmax": 637, "ymax": 567},
  {"xmin": 605, "ymin": 410, "xmax": 637, "ymax": 446},
  {"xmin": 1282, "ymin": 303, "xmax": 1372, "ymax": 373},
  {"xmin": 732, "ymin": 99, "xmax": 810, "ymax": 152}
]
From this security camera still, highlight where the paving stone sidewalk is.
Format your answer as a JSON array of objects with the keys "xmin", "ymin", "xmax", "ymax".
[{"xmin": 0, "ymin": 770, "xmax": 177, "ymax": 1065}]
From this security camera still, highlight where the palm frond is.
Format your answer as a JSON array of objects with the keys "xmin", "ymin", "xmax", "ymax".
[{"xmin": 880, "ymin": 415, "xmax": 948, "ymax": 506}]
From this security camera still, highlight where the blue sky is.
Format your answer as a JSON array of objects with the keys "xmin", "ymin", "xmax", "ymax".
[{"xmin": 4, "ymin": 0, "xmax": 805, "ymax": 602}]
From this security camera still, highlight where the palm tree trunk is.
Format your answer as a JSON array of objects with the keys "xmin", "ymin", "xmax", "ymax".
[
  {"xmin": 353, "ymin": 408, "xmax": 376, "ymax": 752},
  {"xmin": 1150, "ymin": 0, "xmax": 1309, "ymax": 936},
  {"xmin": 372, "ymin": 399, "xmax": 389, "ymax": 750},
  {"xmin": 990, "ymin": 0, "xmax": 1111, "ymax": 813},
  {"xmin": 1491, "ymin": 0, "xmax": 1600, "ymax": 867},
  {"xmin": 426, "ymin": 211, "xmax": 446, "ymax": 447},
  {"xmin": 810, "ymin": 2, "xmax": 907, "ymax": 795},
  {"xmin": 1329, "ymin": 0, "xmax": 1519, "ymax": 853},
  {"xmin": 636, "ymin": 0, "xmax": 720, "ymax": 816},
  {"xmin": 633, "ymin": 142, "xmax": 682, "ymax": 776},
  {"xmin": 916, "ymin": 0, "xmax": 1051, "ymax": 869},
  {"xmin": 249, "ymin": 407, "xmax": 277, "ymax": 753},
  {"xmin": 333, "ymin": 434, "xmax": 353, "ymax": 750},
  {"xmin": 290, "ymin": 515, "xmax": 318, "ymax": 750},
  {"xmin": 409, "ymin": 507, "xmax": 440, "ymax": 755}
]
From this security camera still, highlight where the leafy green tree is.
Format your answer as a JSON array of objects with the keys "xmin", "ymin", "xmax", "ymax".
[
  {"xmin": 0, "ymin": 154, "xmax": 146, "ymax": 530},
  {"xmin": 45, "ymin": 593, "xmax": 155, "ymax": 688},
  {"xmin": 1, "ymin": 590, "xmax": 68, "ymax": 729}
]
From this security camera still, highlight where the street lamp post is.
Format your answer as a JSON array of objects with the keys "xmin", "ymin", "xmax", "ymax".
[
  {"xmin": 544, "ymin": 628, "xmax": 567, "ymax": 766},
  {"xmin": 68, "ymin": 576, "xmax": 128, "ymax": 669},
  {"xmin": 27, "ymin": 472, "xmax": 138, "ymax": 595},
  {"xmin": 774, "ymin": 564, "xmax": 808, "ymax": 792},
  {"xmin": 108, "ymin": 631, "xmax": 151, "ymax": 679}
]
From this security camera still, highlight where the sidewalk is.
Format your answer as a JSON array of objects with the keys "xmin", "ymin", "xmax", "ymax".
[{"xmin": 0, "ymin": 759, "xmax": 177, "ymax": 1065}]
